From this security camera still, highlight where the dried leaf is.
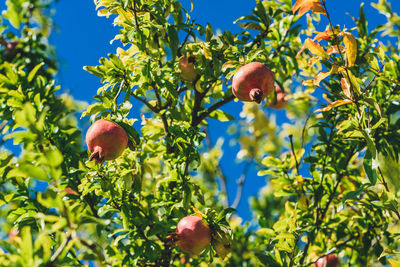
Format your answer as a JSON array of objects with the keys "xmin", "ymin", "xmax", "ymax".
[
  {"xmin": 292, "ymin": 0, "xmax": 325, "ymax": 17},
  {"xmin": 343, "ymin": 32, "xmax": 357, "ymax": 67},
  {"xmin": 341, "ymin": 78, "xmax": 352, "ymax": 99},
  {"xmin": 315, "ymin": 99, "xmax": 353, "ymax": 113},
  {"xmin": 327, "ymin": 45, "xmax": 345, "ymax": 55}
]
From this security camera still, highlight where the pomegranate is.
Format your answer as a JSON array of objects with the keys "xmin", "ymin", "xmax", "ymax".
[
  {"xmin": 178, "ymin": 55, "xmax": 198, "ymax": 82},
  {"xmin": 85, "ymin": 119, "xmax": 128, "ymax": 164},
  {"xmin": 176, "ymin": 216, "xmax": 211, "ymax": 255},
  {"xmin": 314, "ymin": 254, "xmax": 341, "ymax": 267},
  {"xmin": 232, "ymin": 62, "xmax": 275, "ymax": 104},
  {"xmin": 269, "ymin": 85, "xmax": 288, "ymax": 109}
]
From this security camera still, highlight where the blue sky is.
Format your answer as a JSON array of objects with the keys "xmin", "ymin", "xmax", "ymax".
[{"xmin": 2, "ymin": 0, "xmax": 400, "ymax": 221}]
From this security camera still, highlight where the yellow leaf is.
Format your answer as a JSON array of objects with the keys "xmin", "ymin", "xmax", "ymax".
[
  {"xmin": 389, "ymin": 259, "xmax": 400, "ymax": 267},
  {"xmin": 303, "ymin": 64, "xmax": 338, "ymax": 86},
  {"xmin": 298, "ymin": 38, "xmax": 329, "ymax": 59},
  {"xmin": 343, "ymin": 32, "xmax": 357, "ymax": 67},
  {"xmin": 315, "ymin": 99, "xmax": 353, "ymax": 113},
  {"xmin": 292, "ymin": 0, "xmax": 325, "ymax": 17}
]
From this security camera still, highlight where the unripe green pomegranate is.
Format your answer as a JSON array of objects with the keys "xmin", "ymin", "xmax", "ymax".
[
  {"xmin": 176, "ymin": 216, "xmax": 211, "ymax": 255},
  {"xmin": 269, "ymin": 85, "xmax": 288, "ymax": 109},
  {"xmin": 314, "ymin": 254, "xmax": 341, "ymax": 267},
  {"xmin": 178, "ymin": 55, "xmax": 198, "ymax": 82},
  {"xmin": 85, "ymin": 119, "xmax": 128, "ymax": 164},
  {"xmin": 232, "ymin": 62, "xmax": 275, "ymax": 104}
]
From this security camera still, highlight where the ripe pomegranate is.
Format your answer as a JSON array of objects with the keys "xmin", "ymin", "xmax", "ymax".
[
  {"xmin": 178, "ymin": 55, "xmax": 198, "ymax": 82},
  {"xmin": 232, "ymin": 62, "xmax": 275, "ymax": 104},
  {"xmin": 269, "ymin": 85, "xmax": 288, "ymax": 109},
  {"xmin": 314, "ymin": 254, "xmax": 341, "ymax": 267},
  {"xmin": 176, "ymin": 216, "xmax": 211, "ymax": 255},
  {"xmin": 85, "ymin": 119, "xmax": 128, "ymax": 164}
]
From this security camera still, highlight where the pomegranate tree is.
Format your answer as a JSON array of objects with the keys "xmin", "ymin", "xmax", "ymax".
[
  {"xmin": 314, "ymin": 254, "xmax": 341, "ymax": 267},
  {"xmin": 178, "ymin": 55, "xmax": 198, "ymax": 82},
  {"xmin": 232, "ymin": 62, "xmax": 275, "ymax": 104},
  {"xmin": 175, "ymin": 216, "xmax": 211, "ymax": 255},
  {"xmin": 269, "ymin": 85, "xmax": 288, "ymax": 109},
  {"xmin": 85, "ymin": 119, "xmax": 128, "ymax": 164}
]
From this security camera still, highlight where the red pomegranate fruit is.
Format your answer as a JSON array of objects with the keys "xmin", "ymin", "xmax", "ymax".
[
  {"xmin": 85, "ymin": 119, "xmax": 128, "ymax": 164},
  {"xmin": 176, "ymin": 216, "xmax": 211, "ymax": 255},
  {"xmin": 178, "ymin": 56, "xmax": 198, "ymax": 82},
  {"xmin": 269, "ymin": 85, "xmax": 288, "ymax": 109},
  {"xmin": 314, "ymin": 254, "xmax": 341, "ymax": 267},
  {"xmin": 232, "ymin": 62, "xmax": 275, "ymax": 104}
]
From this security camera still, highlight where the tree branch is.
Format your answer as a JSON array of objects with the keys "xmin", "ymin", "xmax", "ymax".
[
  {"xmin": 49, "ymin": 233, "xmax": 72, "ymax": 264},
  {"xmin": 192, "ymin": 95, "xmax": 235, "ymax": 126},
  {"xmin": 231, "ymin": 159, "xmax": 252, "ymax": 209},
  {"xmin": 205, "ymin": 128, "xmax": 229, "ymax": 208},
  {"xmin": 130, "ymin": 92, "xmax": 159, "ymax": 113},
  {"xmin": 289, "ymin": 134, "xmax": 300, "ymax": 175}
]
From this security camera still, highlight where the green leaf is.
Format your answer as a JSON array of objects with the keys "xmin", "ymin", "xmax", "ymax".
[
  {"xmin": 168, "ymin": 25, "xmax": 179, "ymax": 60},
  {"xmin": 363, "ymin": 150, "xmax": 378, "ymax": 184},
  {"xmin": 119, "ymin": 121, "xmax": 140, "ymax": 146},
  {"xmin": 208, "ymin": 110, "xmax": 234, "ymax": 121},
  {"xmin": 206, "ymin": 23, "xmax": 213, "ymax": 42},
  {"xmin": 46, "ymin": 149, "xmax": 63, "ymax": 167},
  {"xmin": 342, "ymin": 184, "xmax": 369, "ymax": 203},
  {"xmin": 83, "ymin": 66, "xmax": 105, "ymax": 78},
  {"xmin": 237, "ymin": 22, "xmax": 264, "ymax": 31},
  {"xmin": 216, "ymin": 208, "xmax": 236, "ymax": 223},
  {"xmin": 27, "ymin": 63, "xmax": 44, "ymax": 83},
  {"xmin": 21, "ymin": 226, "xmax": 33, "ymax": 264},
  {"xmin": 20, "ymin": 165, "xmax": 48, "ymax": 181}
]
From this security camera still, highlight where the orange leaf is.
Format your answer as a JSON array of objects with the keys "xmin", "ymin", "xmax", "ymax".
[
  {"xmin": 340, "ymin": 78, "xmax": 352, "ymax": 99},
  {"xmin": 343, "ymin": 32, "xmax": 357, "ymax": 67},
  {"xmin": 293, "ymin": 0, "xmax": 325, "ymax": 17},
  {"xmin": 315, "ymin": 99, "xmax": 353, "ymax": 113},
  {"xmin": 298, "ymin": 38, "xmax": 329, "ymax": 59},
  {"xmin": 388, "ymin": 259, "xmax": 400, "ymax": 267},
  {"xmin": 303, "ymin": 64, "xmax": 338, "ymax": 86},
  {"xmin": 314, "ymin": 29, "xmax": 337, "ymax": 41}
]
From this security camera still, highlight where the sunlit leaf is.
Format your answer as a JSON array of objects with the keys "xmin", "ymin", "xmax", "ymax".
[
  {"xmin": 297, "ymin": 38, "xmax": 329, "ymax": 59},
  {"xmin": 343, "ymin": 32, "xmax": 357, "ymax": 67},
  {"xmin": 315, "ymin": 99, "xmax": 353, "ymax": 113},
  {"xmin": 341, "ymin": 78, "xmax": 351, "ymax": 99},
  {"xmin": 292, "ymin": 0, "xmax": 325, "ymax": 17}
]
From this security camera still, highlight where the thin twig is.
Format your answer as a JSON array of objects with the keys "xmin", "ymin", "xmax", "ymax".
[
  {"xmin": 50, "ymin": 233, "xmax": 72, "ymax": 264},
  {"xmin": 377, "ymin": 167, "xmax": 400, "ymax": 220},
  {"xmin": 130, "ymin": 92, "xmax": 159, "ymax": 113},
  {"xmin": 114, "ymin": 80, "xmax": 125, "ymax": 105},
  {"xmin": 177, "ymin": 20, "xmax": 196, "ymax": 57},
  {"xmin": 132, "ymin": 0, "xmax": 140, "ymax": 30},
  {"xmin": 153, "ymin": 83, "xmax": 173, "ymax": 153},
  {"xmin": 192, "ymin": 95, "xmax": 235, "ymax": 126},
  {"xmin": 288, "ymin": 234, "xmax": 300, "ymax": 267},
  {"xmin": 289, "ymin": 135, "xmax": 300, "ymax": 175},
  {"xmin": 205, "ymin": 128, "xmax": 229, "ymax": 208},
  {"xmin": 300, "ymin": 143, "xmax": 354, "ymax": 264},
  {"xmin": 231, "ymin": 160, "xmax": 252, "ymax": 209}
]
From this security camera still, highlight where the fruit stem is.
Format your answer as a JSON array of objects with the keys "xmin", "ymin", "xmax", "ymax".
[
  {"xmin": 89, "ymin": 146, "xmax": 104, "ymax": 164},
  {"xmin": 249, "ymin": 88, "xmax": 263, "ymax": 104}
]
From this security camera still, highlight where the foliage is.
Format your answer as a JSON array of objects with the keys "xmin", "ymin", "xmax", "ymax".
[{"xmin": 0, "ymin": 0, "xmax": 400, "ymax": 266}]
